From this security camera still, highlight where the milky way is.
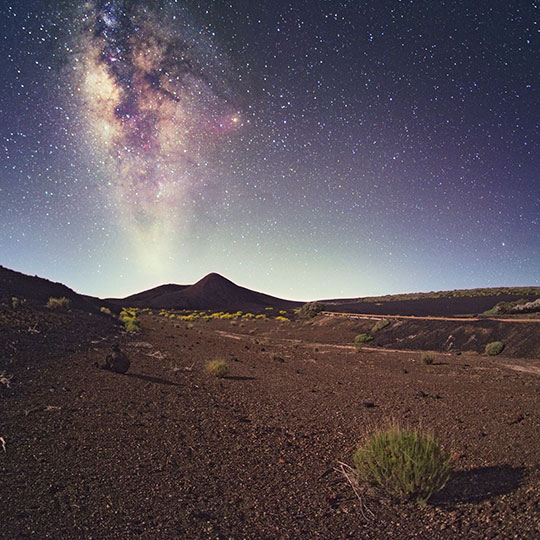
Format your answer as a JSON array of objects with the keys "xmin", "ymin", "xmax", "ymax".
[
  {"xmin": 1, "ymin": 0, "xmax": 539, "ymax": 298},
  {"xmin": 71, "ymin": 0, "xmax": 241, "ymax": 261}
]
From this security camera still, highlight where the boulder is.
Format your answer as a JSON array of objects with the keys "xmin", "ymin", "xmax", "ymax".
[{"xmin": 100, "ymin": 344, "xmax": 130, "ymax": 374}]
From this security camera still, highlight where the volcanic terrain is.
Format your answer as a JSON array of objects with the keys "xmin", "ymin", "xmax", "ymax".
[{"xmin": 1, "ymin": 266, "xmax": 540, "ymax": 539}]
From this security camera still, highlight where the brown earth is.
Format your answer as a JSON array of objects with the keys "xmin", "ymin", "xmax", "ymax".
[{"xmin": 2, "ymin": 305, "xmax": 540, "ymax": 539}]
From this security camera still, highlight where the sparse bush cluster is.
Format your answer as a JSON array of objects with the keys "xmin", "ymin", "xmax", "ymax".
[
  {"xmin": 353, "ymin": 425, "xmax": 452, "ymax": 504},
  {"xmin": 485, "ymin": 341, "xmax": 504, "ymax": 356},
  {"xmin": 204, "ymin": 360, "xmax": 229, "ymax": 378},
  {"xmin": 483, "ymin": 297, "xmax": 540, "ymax": 316},
  {"xmin": 421, "ymin": 351, "xmax": 435, "ymax": 365},
  {"xmin": 46, "ymin": 296, "xmax": 71, "ymax": 310},
  {"xmin": 155, "ymin": 309, "xmax": 274, "ymax": 322},
  {"xmin": 119, "ymin": 308, "xmax": 140, "ymax": 332},
  {"xmin": 372, "ymin": 318, "xmax": 390, "ymax": 333},
  {"xmin": 100, "ymin": 306, "xmax": 113, "ymax": 316}
]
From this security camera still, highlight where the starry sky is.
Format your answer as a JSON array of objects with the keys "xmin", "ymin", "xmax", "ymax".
[{"xmin": 1, "ymin": 0, "xmax": 539, "ymax": 301}]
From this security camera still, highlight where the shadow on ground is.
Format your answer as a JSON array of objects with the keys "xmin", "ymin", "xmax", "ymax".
[
  {"xmin": 125, "ymin": 372, "xmax": 181, "ymax": 386},
  {"xmin": 433, "ymin": 465, "xmax": 526, "ymax": 505}
]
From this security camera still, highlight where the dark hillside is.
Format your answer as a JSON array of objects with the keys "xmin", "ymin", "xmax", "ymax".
[{"xmin": 110, "ymin": 272, "xmax": 302, "ymax": 312}]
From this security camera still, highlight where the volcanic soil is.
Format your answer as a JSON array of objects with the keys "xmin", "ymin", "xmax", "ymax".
[{"xmin": 2, "ymin": 308, "xmax": 540, "ymax": 539}]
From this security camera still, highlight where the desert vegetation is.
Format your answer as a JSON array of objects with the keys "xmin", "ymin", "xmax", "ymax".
[
  {"xmin": 354, "ymin": 333, "xmax": 373, "ymax": 351},
  {"xmin": 484, "ymin": 298, "xmax": 540, "ymax": 315},
  {"xmin": 204, "ymin": 359, "xmax": 229, "ymax": 378},
  {"xmin": 46, "ymin": 296, "xmax": 71, "ymax": 310},
  {"xmin": 372, "ymin": 318, "xmax": 390, "ymax": 332},
  {"xmin": 485, "ymin": 341, "xmax": 505, "ymax": 356},
  {"xmin": 352, "ymin": 425, "xmax": 453, "ymax": 504},
  {"xmin": 119, "ymin": 308, "xmax": 141, "ymax": 332},
  {"xmin": 298, "ymin": 301, "xmax": 326, "ymax": 318}
]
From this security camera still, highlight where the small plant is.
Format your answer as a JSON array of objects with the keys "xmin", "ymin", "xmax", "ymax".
[
  {"xmin": 100, "ymin": 306, "xmax": 112, "ymax": 316},
  {"xmin": 354, "ymin": 334, "xmax": 373, "ymax": 351},
  {"xmin": 275, "ymin": 316, "xmax": 290, "ymax": 322},
  {"xmin": 421, "ymin": 352, "xmax": 435, "ymax": 365},
  {"xmin": 485, "ymin": 341, "xmax": 504, "ymax": 356},
  {"xmin": 204, "ymin": 360, "xmax": 229, "ymax": 378},
  {"xmin": 372, "ymin": 319, "xmax": 390, "ymax": 333},
  {"xmin": 11, "ymin": 297, "xmax": 20, "ymax": 309},
  {"xmin": 353, "ymin": 425, "xmax": 452, "ymax": 504},
  {"xmin": 46, "ymin": 297, "xmax": 71, "ymax": 310}
]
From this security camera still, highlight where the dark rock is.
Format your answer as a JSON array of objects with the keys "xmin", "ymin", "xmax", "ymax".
[{"xmin": 99, "ymin": 344, "xmax": 130, "ymax": 374}]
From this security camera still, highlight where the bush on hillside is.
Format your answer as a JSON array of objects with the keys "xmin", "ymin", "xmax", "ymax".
[
  {"xmin": 46, "ymin": 297, "xmax": 71, "ymax": 310},
  {"xmin": 298, "ymin": 302, "xmax": 326, "ymax": 319},
  {"xmin": 485, "ymin": 341, "xmax": 504, "ymax": 356}
]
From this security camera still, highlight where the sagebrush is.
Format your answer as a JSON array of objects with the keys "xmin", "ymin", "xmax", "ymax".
[
  {"xmin": 204, "ymin": 360, "xmax": 229, "ymax": 378},
  {"xmin": 353, "ymin": 425, "xmax": 452, "ymax": 504},
  {"xmin": 46, "ymin": 297, "xmax": 71, "ymax": 310},
  {"xmin": 485, "ymin": 341, "xmax": 504, "ymax": 356}
]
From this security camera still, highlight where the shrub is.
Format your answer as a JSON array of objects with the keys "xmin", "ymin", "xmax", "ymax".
[
  {"xmin": 372, "ymin": 319, "xmax": 390, "ymax": 333},
  {"xmin": 485, "ymin": 341, "xmax": 504, "ymax": 356},
  {"xmin": 354, "ymin": 333, "xmax": 373, "ymax": 351},
  {"xmin": 47, "ymin": 297, "xmax": 71, "ymax": 310},
  {"xmin": 123, "ymin": 319, "xmax": 139, "ymax": 332},
  {"xmin": 204, "ymin": 360, "xmax": 229, "ymax": 378},
  {"xmin": 421, "ymin": 352, "xmax": 435, "ymax": 365},
  {"xmin": 119, "ymin": 308, "xmax": 140, "ymax": 332},
  {"xmin": 353, "ymin": 425, "xmax": 452, "ymax": 504},
  {"xmin": 11, "ymin": 297, "xmax": 20, "ymax": 309},
  {"xmin": 275, "ymin": 316, "xmax": 290, "ymax": 322},
  {"xmin": 298, "ymin": 301, "xmax": 326, "ymax": 319},
  {"xmin": 100, "ymin": 306, "xmax": 112, "ymax": 316}
]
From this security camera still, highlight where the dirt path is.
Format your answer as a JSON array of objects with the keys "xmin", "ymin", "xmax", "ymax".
[{"xmin": 323, "ymin": 311, "xmax": 540, "ymax": 323}]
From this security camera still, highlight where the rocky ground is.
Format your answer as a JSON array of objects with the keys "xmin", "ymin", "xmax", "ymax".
[{"xmin": 1, "ymin": 308, "xmax": 540, "ymax": 539}]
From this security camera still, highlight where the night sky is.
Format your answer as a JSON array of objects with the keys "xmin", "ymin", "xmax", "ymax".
[{"xmin": 1, "ymin": 0, "xmax": 539, "ymax": 300}]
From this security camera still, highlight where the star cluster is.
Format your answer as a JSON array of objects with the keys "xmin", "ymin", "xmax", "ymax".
[{"xmin": 0, "ymin": 0, "xmax": 538, "ymax": 299}]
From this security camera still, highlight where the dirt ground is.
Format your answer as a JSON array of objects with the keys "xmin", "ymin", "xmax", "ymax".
[{"xmin": 2, "ymin": 310, "xmax": 540, "ymax": 539}]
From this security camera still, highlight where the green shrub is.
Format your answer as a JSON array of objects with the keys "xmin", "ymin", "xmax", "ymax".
[
  {"xmin": 124, "ymin": 319, "xmax": 140, "ymax": 333},
  {"xmin": 100, "ymin": 306, "xmax": 112, "ymax": 316},
  {"xmin": 485, "ymin": 341, "xmax": 504, "ymax": 356},
  {"xmin": 46, "ymin": 297, "xmax": 71, "ymax": 310},
  {"xmin": 372, "ymin": 319, "xmax": 390, "ymax": 333},
  {"xmin": 119, "ymin": 308, "xmax": 140, "ymax": 332},
  {"xmin": 421, "ymin": 352, "xmax": 435, "ymax": 365},
  {"xmin": 298, "ymin": 302, "xmax": 326, "ymax": 319},
  {"xmin": 353, "ymin": 426, "xmax": 452, "ymax": 504},
  {"xmin": 204, "ymin": 360, "xmax": 229, "ymax": 378},
  {"xmin": 354, "ymin": 333, "xmax": 373, "ymax": 351},
  {"xmin": 11, "ymin": 297, "xmax": 20, "ymax": 309}
]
